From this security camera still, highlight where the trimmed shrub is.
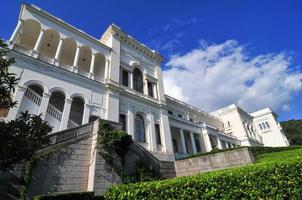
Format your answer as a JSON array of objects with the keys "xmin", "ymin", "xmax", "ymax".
[
  {"xmin": 104, "ymin": 148, "xmax": 302, "ymax": 200},
  {"xmin": 248, "ymin": 146, "xmax": 301, "ymax": 159},
  {"xmin": 35, "ymin": 192, "xmax": 103, "ymax": 200}
]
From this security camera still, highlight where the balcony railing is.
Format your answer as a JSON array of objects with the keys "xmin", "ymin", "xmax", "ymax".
[
  {"xmin": 24, "ymin": 88, "xmax": 80, "ymax": 129},
  {"xmin": 67, "ymin": 119, "xmax": 78, "ymax": 129},
  {"xmin": 12, "ymin": 44, "xmax": 105, "ymax": 84},
  {"xmin": 46, "ymin": 104, "xmax": 62, "ymax": 121},
  {"xmin": 24, "ymin": 88, "xmax": 42, "ymax": 105},
  {"xmin": 94, "ymin": 75, "xmax": 104, "ymax": 83},
  {"xmin": 13, "ymin": 44, "xmax": 32, "ymax": 56},
  {"xmin": 59, "ymin": 63, "xmax": 73, "ymax": 72},
  {"xmin": 78, "ymin": 69, "xmax": 90, "ymax": 78},
  {"xmin": 37, "ymin": 54, "xmax": 54, "ymax": 65}
]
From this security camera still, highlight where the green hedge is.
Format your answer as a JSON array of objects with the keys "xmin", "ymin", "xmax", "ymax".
[
  {"xmin": 179, "ymin": 146, "xmax": 302, "ymax": 161},
  {"xmin": 248, "ymin": 146, "xmax": 302, "ymax": 159},
  {"xmin": 104, "ymin": 148, "xmax": 302, "ymax": 199},
  {"xmin": 35, "ymin": 192, "xmax": 103, "ymax": 200}
]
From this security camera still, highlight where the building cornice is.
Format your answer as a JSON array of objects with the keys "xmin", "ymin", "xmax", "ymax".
[
  {"xmin": 101, "ymin": 24, "xmax": 164, "ymax": 63},
  {"xmin": 21, "ymin": 4, "xmax": 111, "ymax": 52},
  {"xmin": 165, "ymin": 95, "xmax": 221, "ymax": 121}
]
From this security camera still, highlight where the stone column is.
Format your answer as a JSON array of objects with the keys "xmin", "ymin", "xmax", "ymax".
[
  {"xmin": 143, "ymin": 76, "xmax": 148, "ymax": 95},
  {"xmin": 73, "ymin": 45, "xmax": 81, "ymax": 73},
  {"xmin": 148, "ymin": 111, "xmax": 157, "ymax": 151},
  {"xmin": 89, "ymin": 53, "xmax": 96, "ymax": 79},
  {"xmin": 129, "ymin": 71, "xmax": 133, "ymax": 89},
  {"xmin": 38, "ymin": 92, "xmax": 51, "ymax": 120},
  {"xmin": 104, "ymin": 59, "xmax": 110, "ymax": 80},
  {"xmin": 180, "ymin": 129, "xmax": 187, "ymax": 154},
  {"xmin": 54, "ymin": 38, "xmax": 64, "ymax": 65},
  {"xmin": 59, "ymin": 98, "xmax": 72, "ymax": 131},
  {"xmin": 202, "ymin": 130, "xmax": 212, "ymax": 152},
  {"xmin": 153, "ymin": 83, "xmax": 158, "ymax": 99},
  {"xmin": 127, "ymin": 105, "xmax": 134, "ymax": 137},
  {"xmin": 225, "ymin": 142, "xmax": 229, "ymax": 148},
  {"xmin": 216, "ymin": 137, "xmax": 223, "ymax": 149},
  {"xmin": 6, "ymin": 86, "xmax": 27, "ymax": 120},
  {"xmin": 82, "ymin": 104, "xmax": 91, "ymax": 125},
  {"xmin": 9, "ymin": 19, "xmax": 23, "ymax": 44},
  {"xmin": 190, "ymin": 132, "xmax": 197, "ymax": 154},
  {"xmin": 33, "ymin": 29, "xmax": 45, "ymax": 53}
]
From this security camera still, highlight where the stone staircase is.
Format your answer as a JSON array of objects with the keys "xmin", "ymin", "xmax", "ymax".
[{"xmin": 130, "ymin": 142, "xmax": 176, "ymax": 178}]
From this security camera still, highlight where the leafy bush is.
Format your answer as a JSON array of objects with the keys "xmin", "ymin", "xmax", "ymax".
[
  {"xmin": 281, "ymin": 119, "xmax": 302, "ymax": 145},
  {"xmin": 120, "ymin": 161, "xmax": 156, "ymax": 184},
  {"xmin": 35, "ymin": 192, "xmax": 103, "ymax": 200},
  {"xmin": 98, "ymin": 121, "xmax": 132, "ymax": 165},
  {"xmin": 104, "ymin": 148, "xmax": 302, "ymax": 200},
  {"xmin": 248, "ymin": 146, "xmax": 302, "ymax": 159},
  {"xmin": 0, "ymin": 111, "xmax": 52, "ymax": 170}
]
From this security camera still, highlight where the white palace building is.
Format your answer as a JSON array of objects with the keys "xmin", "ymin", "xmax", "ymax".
[{"xmin": 2, "ymin": 4, "xmax": 289, "ymax": 161}]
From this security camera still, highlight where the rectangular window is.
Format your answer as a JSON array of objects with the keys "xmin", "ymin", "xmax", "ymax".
[
  {"xmin": 155, "ymin": 123, "xmax": 161, "ymax": 145},
  {"xmin": 178, "ymin": 114, "xmax": 183, "ymax": 118},
  {"xmin": 265, "ymin": 121, "xmax": 270, "ymax": 128},
  {"xmin": 168, "ymin": 110, "xmax": 173, "ymax": 115},
  {"xmin": 119, "ymin": 114, "xmax": 126, "ymax": 132},
  {"xmin": 147, "ymin": 81, "xmax": 154, "ymax": 97},
  {"xmin": 122, "ymin": 70, "xmax": 129, "ymax": 87},
  {"xmin": 259, "ymin": 123, "xmax": 263, "ymax": 130}
]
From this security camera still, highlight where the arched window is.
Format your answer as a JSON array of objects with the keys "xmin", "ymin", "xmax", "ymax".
[
  {"xmin": 135, "ymin": 113, "xmax": 145, "ymax": 142},
  {"xmin": 133, "ymin": 68, "xmax": 143, "ymax": 93}
]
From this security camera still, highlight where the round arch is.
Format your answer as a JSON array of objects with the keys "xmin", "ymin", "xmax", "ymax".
[
  {"xmin": 22, "ymin": 80, "xmax": 49, "ymax": 94},
  {"xmin": 78, "ymin": 45, "xmax": 92, "ymax": 74},
  {"xmin": 60, "ymin": 37, "xmax": 77, "ymax": 66},
  {"xmin": 70, "ymin": 93, "xmax": 89, "ymax": 105},
  {"xmin": 94, "ymin": 53, "xmax": 106, "ymax": 79},
  {"xmin": 133, "ymin": 68, "xmax": 144, "ymax": 93},
  {"xmin": 49, "ymin": 87, "xmax": 69, "ymax": 99},
  {"xmin": 18, "ymin": 19, "xmax": 41, "ymax": 49},
  {"xmin": 69, "ymin": 95, "xmax": 85, "ymax": 126},
  {"xmin": 39, "ymin": 29, "xmax": 60, "ymax": 58},
  {"xmin": 134, "ymin": 112, "xmax": 146, "ymax": 143}
]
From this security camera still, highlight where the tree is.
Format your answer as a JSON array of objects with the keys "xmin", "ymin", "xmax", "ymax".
[
  {"xmin": 0, "ymin": 39, "xmax": 52, "ymax": 170},
  {"xmin": 0, "ymin": 111, "xmax": 52, "ymax": 170},
  {"xmin": 0, "ymin": 39, "xmax": 18, "ymax": 109},
  {"xmin": 280, "ymin": 119, "xmax": 302, "ymax": 145}
]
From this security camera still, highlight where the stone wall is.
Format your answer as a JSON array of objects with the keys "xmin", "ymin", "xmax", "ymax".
[
  {"xmin": 175, "ymin": 148, "xmax": 254, "ymax": 177},
  {"xmin": 27, "ymin": 120, "xmax": 121, "ymax": 198}
]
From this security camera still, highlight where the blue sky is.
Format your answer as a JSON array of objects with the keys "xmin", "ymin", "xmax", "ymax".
[{"xmin": 1, "ymin": 0, "xmax": 302, "ymax": 121}]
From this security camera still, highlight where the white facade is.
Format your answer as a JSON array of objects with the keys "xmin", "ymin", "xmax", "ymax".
[
  {"xmin": 251, "ymin": 108, "xmax": 289, "ymax": 147},
  {"xmin": 2, "ymin": 4, "xmax": 289, "ymax": 162}
]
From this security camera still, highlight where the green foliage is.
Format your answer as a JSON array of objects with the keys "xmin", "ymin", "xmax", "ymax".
[
  {"xmin": 35, "ymin": 192, "xmax": 104, "ymax": 200},
  {"xmin": 104, "ymin": 148, "xmax": 302, "ymax": 200},
  {"xmin": 0, "ymin": 111, "xmax": 52, "ymax": 170},
  {"xmin": 98, "ymin": 121, "xmax": 132, "ymax": 165},
  {"xmin": 19, "ymin": 159, "xmax": 35, "ymax": 200},
  {"xmin": 281, "ymin": 119, "xmax": 302, "ymax": 145},
  {"xmin": 248, "ymin": 146, "xmax": 302, "ymax": 160},
  {"xmin": 120, "ymin": 161, "xmax": 156, "ymax": 184},
  {"xmin": 0, "ymin": 38, "xmax": 19, "ymax": 109}
]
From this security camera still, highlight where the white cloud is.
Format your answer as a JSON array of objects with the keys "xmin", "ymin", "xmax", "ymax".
[{"xmin": 163, "ymin": 40, "xmax": 302, "ymax": 113}]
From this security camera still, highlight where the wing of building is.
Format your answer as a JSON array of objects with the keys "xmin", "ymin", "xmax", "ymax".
[{"xmin": 2, "ymin": 4, "xmax": 289, "ymax": 162}]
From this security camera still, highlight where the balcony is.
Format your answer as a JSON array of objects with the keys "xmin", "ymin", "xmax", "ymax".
[{"xmin": 10, "ymin": 18, "xmax": 109, "ymax": 84}]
